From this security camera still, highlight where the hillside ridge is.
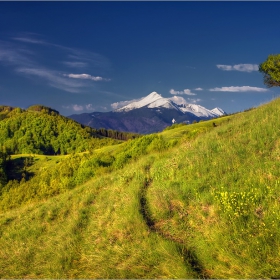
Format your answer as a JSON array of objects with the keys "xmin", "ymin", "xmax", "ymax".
[{"xmin": 1, "ymin": 98, "xmax": 280, "ymax": 278}]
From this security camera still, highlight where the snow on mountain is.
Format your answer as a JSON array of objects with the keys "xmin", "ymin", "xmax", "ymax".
[
  {"xmin": 115, "ymin": 92, "xmax": 162, "ymax": 112},
  {"xmin": 147, "ymin": 98, "xmax": 180, "ymax": 111},
  {"xmin": 116, "ymin": 91, "xmax": 181, "ymax": 112},
  {"xmin": 179, "ymin": 104, "xmax": 218, "ymax": 118},
  {"xmin": 210, "ymin": 107, "xmax": 226, "ymax": 116},
  {"xmin": 115, "ymin": 92, "xmax": 225, "ymax": 118}
]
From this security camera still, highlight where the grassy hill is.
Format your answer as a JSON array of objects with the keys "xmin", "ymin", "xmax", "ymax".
[{"xmin": 0, "ymin": 98, "xmax": 280, "ymax": 278}]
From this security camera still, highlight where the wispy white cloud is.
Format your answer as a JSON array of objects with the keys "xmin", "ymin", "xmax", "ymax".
[
  {"xmin": 63, "ymin": 61, "xmax": 88, "ymax": 68},
  {"xmin": 17, "ymin": 68, "xmax": 85, "ymax": 93},
  {"xmin": 169, "ymin": 96, "xmax": 188, "ymax": 105},
  {"xmin": 0, "ymin": 41, "xmax": 33, "ymax": 66},
  {"xmin": 13, "ymin": 37, "xmax": 47, "ymax": 45},
  {"xmin": 63, "ymin": 103, "xmax": 107, "ymax": 112},
  {"xmin": 66, "ymin": 50, "xmax": 110, "ymax": 69},
  {"xmin": 216, "ymin": 65, "xmax": 232, "ymax": 71},
  {"xmin": 194, "ymin": 87, "xmax": 203, "ymax": 91},
  {"xmin": 14, "ymin": 35, "xmax": 111, "ymax": 69},
  {"xmin": 73, "ymin": 105, "xmax": 84, "ymax": 111},
  {"xmin": 64, "ymin": 73, "xmax": 110, "ymax": 81},
  {"xmin": 62, "ymin": 104, "xmax": 84, "ymax": 111},
  {"xmin": 216, "ymin": 64, "xmax": 258, "ymax": 72},
  {"xmin": 1, "ymin": 35, "xmax": 111, "ymax": 93},
  {"xmin": 85, "ymin": 104, "xmax": 94, "ymax": 110},
  {"xmin": 169, "ymin": 89, "xmax": 196, "ymax": 95},
  {"xmin": 209, "ymin": 86, "xmax": 269, "ymax": 92},
  {"xmin": 111, "ymin": 98, "xmax": 140, "ymax": 110},
  {"xmin": 187, "ymin": 98, "xmax": 201, "ymax": 103}
]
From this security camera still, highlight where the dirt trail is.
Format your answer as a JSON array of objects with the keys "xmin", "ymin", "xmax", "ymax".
[{"xmin": 139, "ymin": 170, "xmax": 209, "ymax": 278}]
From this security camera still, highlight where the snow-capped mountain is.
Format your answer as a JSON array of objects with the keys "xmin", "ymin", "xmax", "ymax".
[
  {"xmin": 115, "ymin": 92, "xmax": 179, "ymax": 112},
  {"xmin": 116, "ymin": 91, "xmax": 225, "ymax": 118},
  {"xmin": 69, "ymin": 92, "xmax": 226, "ymax": 134}
]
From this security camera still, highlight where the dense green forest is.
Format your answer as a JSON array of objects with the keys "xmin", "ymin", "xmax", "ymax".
[
  {"xmin": 0, "ymin": 105, "xmax": 139, "ymax": 155},
  {"xmin": 0, "ymin": 150, "xmax": 9, "ymax": 190}
]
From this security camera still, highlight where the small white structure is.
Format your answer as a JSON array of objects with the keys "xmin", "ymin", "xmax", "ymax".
[{"xmin": 172, "ymin": 118, "xmax": 176, "ymax": 124}]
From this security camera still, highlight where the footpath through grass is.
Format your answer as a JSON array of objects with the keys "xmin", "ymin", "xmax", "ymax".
[
  {"xmin": 0, "ymin": 157, "xmax": 198, "ymax": 278},
  {"xmin": 1, "ymin": 98, "xmax": 280, "ymax": 277},
  {"xmin": 147, "ymin": 98, "xmax": 280, "ymax": 278}
]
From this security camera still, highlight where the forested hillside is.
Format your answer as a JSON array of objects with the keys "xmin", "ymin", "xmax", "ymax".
[{"xmin": 0, "ymin": 105, "xmax": 124, "ymax": 155}]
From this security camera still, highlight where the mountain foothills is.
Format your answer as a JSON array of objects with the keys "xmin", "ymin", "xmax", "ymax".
[
  {"xmin": 69, "ymin": 92, "xmax": 226, "ymax": 134},
  {"xmin": 0, "ymin": 95, "xmax": 280, "ymax": 278},
  {"xmin": 0, "ymin": 105, "xmax": 139, "ymax": 155}
]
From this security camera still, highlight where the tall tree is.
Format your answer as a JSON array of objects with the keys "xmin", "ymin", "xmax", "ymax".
[{"xmin": 259, "ymin": 54, "xmax": 280, "ymax": 87}]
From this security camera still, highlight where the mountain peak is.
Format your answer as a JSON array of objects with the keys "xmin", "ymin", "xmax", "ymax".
[
  {"xmin": 115, "ymin": 92, "xmax": 163, "ymax": 112},
  {"xmin": 211, "ymin": 107, "xmax": 226, "ymax": 116},
  {"xmin": 147, "ymin": 91, "xmax": 162, "ymax": 99},
  {"xmin": 114, "ymin": 92, "xmax": 225, "ymax": 119}
]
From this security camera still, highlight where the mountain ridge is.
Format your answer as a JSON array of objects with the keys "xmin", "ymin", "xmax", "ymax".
[
  {"xmin": 115, "ymin": 92, "xmax": 225, "ymax": 118},
  {"xmin": 69, "ymin": 92, "xmax": 226, "ymax": 133}
]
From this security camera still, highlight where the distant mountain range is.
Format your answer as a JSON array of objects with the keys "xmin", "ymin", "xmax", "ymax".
[{"xmin": 69, "ymin": 92, "xmax": 226, "ymax": 134}]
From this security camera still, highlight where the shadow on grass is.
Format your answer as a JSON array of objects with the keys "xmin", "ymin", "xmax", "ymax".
[{"xmin": 6, "ymin": 157, "xmax": 35, "ymax": 181}]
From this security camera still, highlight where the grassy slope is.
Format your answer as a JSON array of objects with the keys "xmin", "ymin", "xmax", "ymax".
[{"xmin": 0, "ymin": 99, "xmax": 280, "ymax": 278}]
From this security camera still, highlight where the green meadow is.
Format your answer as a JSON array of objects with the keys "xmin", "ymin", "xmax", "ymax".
[{"xmin": 0, "ymin": 98, "xmax": 280, "ymax": 278}]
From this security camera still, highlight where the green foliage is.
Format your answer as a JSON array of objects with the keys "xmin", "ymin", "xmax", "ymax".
[
  {"xmin": 0, "ymin": 150, "xmax": 9, "ymax": 189},
  {"xmin": 0, "ymin": 153, "xmax": 112, "ymax": 210},
  {"xmin": 27, "ymin": 104, "xmax": 60, "ymax": 115},
  {"xmin": 96, "ymin": 128, "xmax": 140, "ymax": 141},
  {"xmin": 0, "ymin": 134, "xmax": 173, "ymax": 210},
  {"xmin": 0, "ymin": 107, "xmax": 119, "ymax": 155},
  {"xmin": 0, "ymin": 106, "xmax": 23, "ymax": 121},
  {"xmin": 259, "ymin": 54, "xmax": 280, "ymax": 87}
]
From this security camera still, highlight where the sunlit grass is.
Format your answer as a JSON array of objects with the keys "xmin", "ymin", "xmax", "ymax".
[
  {"xmin": 1, "ymin": 98, "xmax": 280, "ymax": 277},
  {"xmin": 146, "ymin": 98, "xmax": 280, "ymax": 278}
]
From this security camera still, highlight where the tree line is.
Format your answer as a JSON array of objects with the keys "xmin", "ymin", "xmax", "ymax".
[{"xmin": 0, "ymin": 105, "xmax": 135, "ymax": 155}]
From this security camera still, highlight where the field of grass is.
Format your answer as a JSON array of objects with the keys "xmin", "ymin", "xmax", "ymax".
[{"xmin": 1, "ymin": 98, "xmax": 280, "ymax": 278}]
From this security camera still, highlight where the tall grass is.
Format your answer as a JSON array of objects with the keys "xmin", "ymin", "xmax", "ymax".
[
  {"xmin": 1, "ymin": 99, "xmax": 280, "ymax": 277},
  {"xmin": 147, "ymin": 98, "xmax": 280, "ymax": 278},
  {"xmin": 0, "ymin": 157, "xmax": 198, "ymax": 278}
]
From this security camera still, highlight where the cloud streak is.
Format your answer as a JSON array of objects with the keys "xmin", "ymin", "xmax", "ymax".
[
  {"xmin": 187, "ymin": 98, "xmax": 201, "ymax": 103},
  {"xmin": 63, "ymin": 103, "xmax": 107, "ymax": 112},
  {"xmin": 216, "ymin": 64, "xmax": 259, "ymax": 72},
  {"xmin": 0, "ymin": 35, "xmax": 111, "ymax": 93},
  {"xmin": 17, "ymin": 68, "xmax": 85, "ymax": 93},
  {"xmin": 0, "ymin": 41, "xmax": 34, "ymax": 66},
  {"xmin": 209, "ymin": 86, "xmax": 269, "ymax": 92},
  {"xmin": 111, "ymin": 98, "xmax": 140, "ymax": 110},
  {"xmin": 169, "ymin": 89, "xmax": 196, "ymax": 95},
  {"xmin": 63, "ymin": 61, "xmax": 88, "ymax": 68},
  {"xmin": 13, "ymin": 37, "xmax": 47, "ymax": 45},
  {"xmin": 64, "ymin": 73, "xmax": 110, "ymax": 81}
]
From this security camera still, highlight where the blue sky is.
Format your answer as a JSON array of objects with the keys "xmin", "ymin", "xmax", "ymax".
[{"xmin": 0, "ymin": 1, "xmax": 280, "ymax": 116}]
